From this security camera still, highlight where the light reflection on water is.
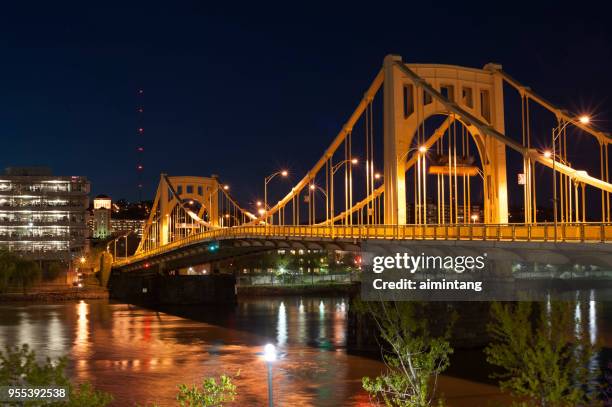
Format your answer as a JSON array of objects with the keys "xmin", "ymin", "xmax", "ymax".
[
  {"xmin": 0, "ymin": 297, "xmax": 378, "ymax": 406},
  {"xmin": 0, "ymin": 293, "xmax": 609, "ymax": 406}
]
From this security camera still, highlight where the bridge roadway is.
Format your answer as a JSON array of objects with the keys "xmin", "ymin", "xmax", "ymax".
[{"xmin": 112, "ymin": 222, "xmax": 612, "ymax": 272}]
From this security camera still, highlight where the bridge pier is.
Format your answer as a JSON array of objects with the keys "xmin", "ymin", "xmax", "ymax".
[{"xmin": 108, "ymin": 270, "xmax": 236, "ymax": 306}]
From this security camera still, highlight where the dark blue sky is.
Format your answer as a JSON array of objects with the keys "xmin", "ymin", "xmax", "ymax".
[{"xmin": 1, "ymin": 2, "xmax": 610, "ymax": 207}]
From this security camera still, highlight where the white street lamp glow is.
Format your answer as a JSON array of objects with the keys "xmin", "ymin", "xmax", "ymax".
[
  {"xmin": 263, "ymin": 343, "xmax": 277, "ymax": 362},
  {"xmin": 418, "ymin": 145, "xmax": 427, "ymax": 153},
  {"xmin": 543, "ymin": 150, "xmax": 552, "ymax": 158},
  {"xmin": 579, "ymin": 115, "xmax": 590, "ymax": 124}
]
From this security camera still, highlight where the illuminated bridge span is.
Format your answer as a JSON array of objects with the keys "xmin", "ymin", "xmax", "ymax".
[{"xmin": 113, "ymin": 55, "xmax": 612, "ymax": 270}]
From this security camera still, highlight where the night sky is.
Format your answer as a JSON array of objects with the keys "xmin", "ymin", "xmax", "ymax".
[{"xmin": 1, "ymin": 2, "xmax": 610, "ymax": 208}]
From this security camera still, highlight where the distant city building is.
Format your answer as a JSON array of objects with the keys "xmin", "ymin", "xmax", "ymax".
[
  {"xmin": 110, "ymin": 218, "xmax": 145, "ymax": 237},
  {"xmin": 92, "ymin": 195, "xmax": 112, "ymax": 238},
  {"xmin": 407, "ymin": 201, "xmax": 481, "ymax": 224},
  {"xmin": 87, "ymin": 197, "xmax": 149, "ymax": 238},
  {"xmin": 93, "ymin": 195, "xmax": 111, "ymax": 210},
  {"xmin": 0, "ymin": 167, "xmax": 89, "ymax": 261}
]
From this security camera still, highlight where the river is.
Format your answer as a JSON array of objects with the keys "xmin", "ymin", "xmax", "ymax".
[{"xmin": 0, "ymin": 296, "xmax": 609, "ymax": 406}]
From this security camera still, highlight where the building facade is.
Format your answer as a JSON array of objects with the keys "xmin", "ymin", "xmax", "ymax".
[
  {"xmin": 92, "ymin": 195, "xmax": 112, "ymax": 239},
  {"xmin": 0, "ymin": 167, "xmax": 89, "ymax": 261},
  {"xmin": 110, "ymin": 218, "xmax": 145, "ymax": 237}
]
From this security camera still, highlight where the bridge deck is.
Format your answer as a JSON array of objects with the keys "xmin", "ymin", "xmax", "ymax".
[{"xmin": 113, "ymin": 223, "xmax": 612, "ymax": 267}]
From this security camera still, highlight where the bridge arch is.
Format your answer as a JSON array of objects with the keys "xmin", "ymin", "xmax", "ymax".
[{"xmin": 384, "ymin": 55, "xmax": 508, "ymax": 224}]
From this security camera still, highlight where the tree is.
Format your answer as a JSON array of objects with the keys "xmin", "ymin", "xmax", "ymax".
[
  {"xmin": 11, "ymin": 258, "xmax": 42, "ymax": 293},
  {"xmin": 44, "ymin": 261, "xmax": 64, "ymax": 282},
  {"xmin": 0, "ymin": 344, "xmax": 113, "ymax": 407},
  {"xmin": 0, "ymin": 250, "xmax": 17, "ymax": 293},
  {"xmin": 357, "ymin": 301, "xmax": 454, "ymax": 407},
  {"xmin": 176, "ymin": 373, "xmax": 238, "ymax": 407},
  {"xmin": 0, "ymin": 250, "xmax": 41, "ymax": 294},
  {"xmin": 485, "ymin": 301, "xmax": 601, "ymax": 407}
]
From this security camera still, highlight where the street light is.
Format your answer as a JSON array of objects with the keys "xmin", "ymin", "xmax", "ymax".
[
  {"xmin": 208, "ymin": 182, "xmax": 230, "ymax": 226},
  {"xmin": 551, "ymin": 115, "xmax": 590, "ymax": 236},
  {"xmin": 309, "ymin": 183, "xmax": 329, "ymax": 223},
  {"xmin": 330, "ymin": 159, "xmax": 359, "ymax": 226},
  {"xmin": 264, "ymin": 170, "xmax": 289, "ymax": 218},
  {"xmin": 471, "ymin": 214, "xmax": 479, "ymax": 223},
  {"xmin": 399, "ymin": 145, "xmax": 428, "ymax": 162},
  {"xmin": 263, "ymin": 344, "xmax": 277, "ymax": 407}
]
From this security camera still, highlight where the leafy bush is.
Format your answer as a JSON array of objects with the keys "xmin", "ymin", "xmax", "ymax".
[
  {"xmin": 485, "ymin": 301, "xmax": 601, "ymax": 407},
  {"xmin": 357, "ymin": 301, "xmax": 454, "ymax": 407},
  {"xmin": 0, "ymin": 344, "xmax": 113, "ymax": 407},
  {"xmin": 176, "ymin": 373, "xmax": 238, "ymax": 407}
]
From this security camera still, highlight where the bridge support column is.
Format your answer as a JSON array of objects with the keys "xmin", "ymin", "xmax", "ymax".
[
  {"xmin": 383, "ymin": 54, "xmax": 408, "ymax": 225},
  {"xmin": 483, "ymin": 65, "xmax": 509, "ymax": 224},
  {"xmin": 160, "ymin": 174, "xmax": 170, "ymax": 245}
]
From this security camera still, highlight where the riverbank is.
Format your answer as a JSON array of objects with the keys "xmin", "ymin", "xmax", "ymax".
[
  {"xmin": 0, "ymin": 287, "xmax": 108, "ymax": 302},
  {"xmin": 237, "ymin": 282, "xmax": 358, "ymax": 297}
]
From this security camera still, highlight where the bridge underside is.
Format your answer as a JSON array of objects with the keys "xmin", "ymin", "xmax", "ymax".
[{"xmin": 112, "ymin": 232, "xmax": 612, "ymax": 275}]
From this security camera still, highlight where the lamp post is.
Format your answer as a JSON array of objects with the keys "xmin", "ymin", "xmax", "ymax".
[
  {"xmin": 309, "ymin": 183, "xmax": 328, "ymax": 223},
  {"xmin": 263, "ymin": 343, "xmax": 277, "ymax": 407},
  {"xmin": 208, "ymin": 182, "xmax": 229, "ymax": 226},
  {"xmin": 549, "ymin": 115, "xmax": 589, "ymax": 238},
  {"xmin": 264, "ymin": 170, "xmax": 288, "ymax": 221},
  {"xmin": 330, "ymin": 158, "xmax": 358, "ymax": 227}
]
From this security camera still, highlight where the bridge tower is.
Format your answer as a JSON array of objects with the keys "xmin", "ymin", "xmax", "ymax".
[
  {"xmin": 383, "ymin": 55, "xmax": 509, "ymax": 225},
  {"xmin": 140, "ymin": 175, "xmax": 221, "ymax": 250}
]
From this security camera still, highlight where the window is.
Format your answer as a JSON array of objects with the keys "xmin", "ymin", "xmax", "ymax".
[
  {"xmin": 403, "ymin": 84, "xmax": 414, "ymax": 118},
  {"xmin": 440, "ymin": 85, "xmax": 454, "ymax": 102},
  {"xmin": 186, "ymin": 185, "xmax": 193, "ymax": 194},
  {"xmin": 197, "ymin": 186, "xmax": 203, "ymax": 195},
  {"xmin": 480, "ymin": 89, "xmax": 491, "ymax": 122},
  {"xmin": 177, "ymin": 185, "xmax": 183, "ymax": 195},
  {"xmin": 423, "ymin": 90, "xmax": 432, "ymax": 105},
  {"xmin": 462, "ymin": 87, "xmax": 473, "ymax": 108}
]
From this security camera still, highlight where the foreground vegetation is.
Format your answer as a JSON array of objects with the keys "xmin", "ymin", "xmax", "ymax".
[
  {"xmin": 358, "ymin": 301, "xmax": 605, "ymax": 407},
  {"xmin": 0, "ymin": 344, "xmax": 113, "ymax": 406},
  {"xmin": 0, "ymin": 345, "xmax": 238, "ymax": 407}
]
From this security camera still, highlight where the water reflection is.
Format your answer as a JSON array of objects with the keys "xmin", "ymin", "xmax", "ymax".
[
  {"xmin": 590, "ymin": 290, "xmax": 597, "ymax": 345},
  {"xmin": 0, "ymin": 293, "xmax": 608, "ymax": 406},
  {"xmin": 277, "ymin": 302, "xmax": 287, "ymax": 346}
]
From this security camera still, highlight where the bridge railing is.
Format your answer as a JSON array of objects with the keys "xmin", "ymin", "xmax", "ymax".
[{"xmin": 112, "ymin": 222, "xmax": 612, "ymax": 267}]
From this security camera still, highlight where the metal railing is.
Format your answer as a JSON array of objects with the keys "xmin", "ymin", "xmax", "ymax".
[{"xmin": 112, "ymin": 222, "xmax": 612, "ymax": 267}]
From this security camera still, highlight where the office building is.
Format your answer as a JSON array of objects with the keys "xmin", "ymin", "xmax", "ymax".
[{"xmin": 0, "ymin": 167, "xmax": 89, "ymax": 261}]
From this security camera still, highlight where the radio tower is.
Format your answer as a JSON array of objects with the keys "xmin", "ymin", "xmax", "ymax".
[{"xmin": 136, "ymin": 89, "xmax": 144, "ymax": 201}]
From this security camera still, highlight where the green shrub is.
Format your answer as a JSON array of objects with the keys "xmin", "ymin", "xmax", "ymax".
[{"xmin": 0, "ymin": 344, "xmax": 113, "ymax": 407}]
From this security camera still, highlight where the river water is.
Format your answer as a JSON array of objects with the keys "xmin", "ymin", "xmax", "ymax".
[{"xmin": 0, "ymin": 296, "xmax": 610, "ymax": 406}]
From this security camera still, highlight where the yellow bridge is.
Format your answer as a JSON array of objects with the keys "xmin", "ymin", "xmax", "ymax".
[{"xmin": 112, "ymin": 54, "xmax": 612, "ymax": 270}]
